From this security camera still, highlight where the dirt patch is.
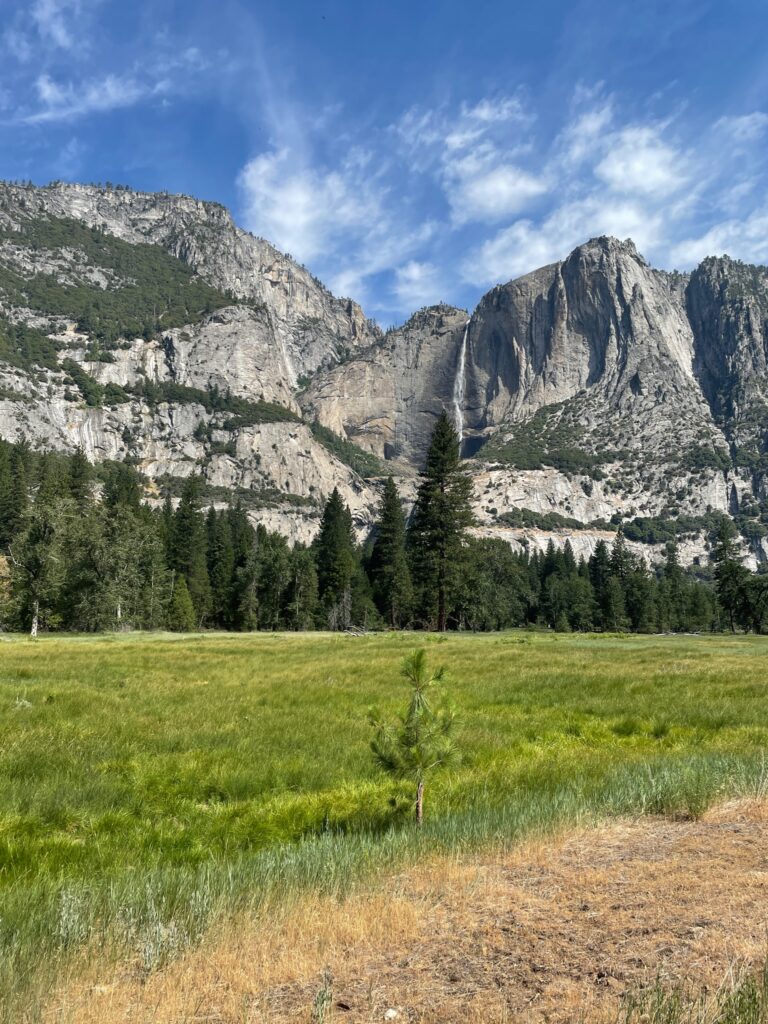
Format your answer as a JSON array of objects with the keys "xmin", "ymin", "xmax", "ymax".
[{"xmin": 53, "ymin": 800, "xmax": 768, "ymax": 1023}]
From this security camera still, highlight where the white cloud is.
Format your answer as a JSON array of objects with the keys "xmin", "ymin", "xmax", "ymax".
[
  {"xmin": 2, "ymin": 0, "xmax": 88, "ymax": 61},
  {"xmin": 445, "ymin": 149, "xmax": 547, "ymax": 224},
  {"xmin": 392, "ymin": 260, "xmax": 445, "ymax": 309},
  {"xmin": 31, "ymin": 0, "xmax": 83, "ymax": 50},
  {"xmin": 465, "ymin": 195, "xmax": 663, "ymax": 285},
  {"xmin": 16, "ymin": 46, "xmax": 206, "ymax": 124},
  {"xmin": 557, "ymin": 101, "xmax": 613, "ymax": 167},
  {"xmin": 239, "ymin": 87, "xmax": 768, "ymax": 313},
  {"xmin": 394, "ymin": 93, "xmax": 544, "ymax": 226},
  {"xmin": 669, "ymin": 209, "xmax": 768, "ymax": 266},
  {"xmin": 327, "ymin": 219, "xmax": 438, "ymax": 305},
  {"xmin": 26, "ymin": 72, "xmax": 150, "ymax": 122},
  {"xmin": 396, "ymin": 95, "xmax": 529, "ymax": 157},
  {"xmin": 715, "ymin": 112, "xmax": 768, "ymax": 143},
  {"xmin": 236, "ymin": 83, "xmax": 768, "ymax": 313},
  {"xmin": 595, "ymin": 126, "xmax": 688, "ymax": 197},
  {"xmin": 237, "ymin": 147, "xmax": 384, "ymax": 264}
]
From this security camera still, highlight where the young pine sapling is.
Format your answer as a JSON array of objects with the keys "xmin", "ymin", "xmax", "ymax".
[{"xmin": 370, "ymin": 648, "xmax": 458, "ymax": 825}]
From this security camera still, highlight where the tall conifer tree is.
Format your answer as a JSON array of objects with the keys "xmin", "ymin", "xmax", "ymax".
[
  {"xmin": 206, "ymin": 508, "xmax": 235, "ymax": 627},
  {"xmin": 408, "ymin": 410, "xmax": 474, "ymax": 631},
  {"xmin": 0, "ymin": 445, "xmax": 27, "ymax": 546},
  {"xmin": 314, "ymin": 487, "xmax": 358, "ymax": 628},
  {"xmin": 169, "ymin": 476, "xmax": 211, "ymax": 625},
  {"xmin": 370, "ymin": 477, "xmax": 413, "ymax": 627}
]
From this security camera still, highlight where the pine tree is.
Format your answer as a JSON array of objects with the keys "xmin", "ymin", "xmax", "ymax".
[
  {"xmin": 169, "ymin": 477, "xmax": 211, "ymax": 625},
  {"xmin": 235, "ymin": 537, "xmax": 260, "ymax": 631},
  {"xmin": 604, "ymin": 576, "xmax": 627, "ymax": 631},
  {"xmin": 712, "ymin": 520, "xmax": 749, "ymax": 632},
  {"xmin": 662, "ymin": 543, "xmax": 685, "ymax": 631},
  {"xmin": 68, "ymin": 447, "xmax": 93, "ymax": 504},
  {"xmin": 160, "ymin": 493, "xmax": 174, "ymax": 556},
  {"xmin": 408, "ymin": 411, "xmax": 474, "ymax": 631},
  {"xmin": 453, "ymin": 537, "xmax": 531, "ymax": 630},
  {"xmin": 369, "ymin": 477, "xmax": 413, "ymax": 627},
  {"xmin": 0, "ymin": 445, "xmax": 28, "ymax": 546},
  {"xmin": 167, "ymin": 574, "xmax": 196, "ymax": 632},
  {"xmin": 314, "ymin": 488, "xmax": 358, "ymax": 628},
  {"xmin": 8, "ymin": 498, "xmax": 73, "ymax": 636},
  {"xmin": 0, "ymin": 445, "xmax": 13, "ymax": 547},
  {"xmin": 589, "ymin": 539, "xmax": 612, "ymax": 629},
  {"xmin": 35, "ymin": 454, "xmax": 70, "ymax": 505},
  {"xmin": 285, "ymin": 545, "xmax": 319, "ymax": 630},
  {"xmin": 102, "ymin": 461, "xmax": 142, "ymax": 510},
  {"xmin": 253, "ymin": 528, "xmax": 291, "ymax": 629},
  {"xmin": 206, "ymin": 508, "xmax": 235, "ymax": 627},
  {"xmin": 565, "ymin": 575, "xmax": 596, "ymax": 631},
  {"xmin": 227, "ymin": 502, "xmax": 253, "ymax": 571},
  {"xmin": 370, "ymin": 649, "xmax": 458, "ymax": 824}
]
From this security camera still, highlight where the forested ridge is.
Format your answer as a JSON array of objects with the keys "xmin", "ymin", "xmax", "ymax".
[{"xmin": 0, "ymin": 411, "xmax": 764, "ymax": 635}]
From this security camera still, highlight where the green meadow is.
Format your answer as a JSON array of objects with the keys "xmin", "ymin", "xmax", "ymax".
[{"xmin": 1, "ymin": 630, "xmax": 768, "ymax": 1019}]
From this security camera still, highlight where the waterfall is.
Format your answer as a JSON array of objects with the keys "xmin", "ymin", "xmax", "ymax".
[{"xmin": 453, "ymin": 319, "xmax": 470, "ymax": 446}]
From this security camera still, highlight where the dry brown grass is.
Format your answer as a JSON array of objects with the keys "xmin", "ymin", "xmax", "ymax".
[{"xmin": 49, "ymin": 800, "xmax": 768, "ymax": 1024}]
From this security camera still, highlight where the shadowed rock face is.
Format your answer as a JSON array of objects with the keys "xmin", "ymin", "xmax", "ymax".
[
  {"xmin": 301, "ymin": 305, "xmax": 469, "ymax": 463},
  {"xmin": 687, "ymin": 256, "xmax": 768, "ymax": 435},
  {"xmin": 1, "ymin": 182, "xmax": 768, "ymax": 563}
]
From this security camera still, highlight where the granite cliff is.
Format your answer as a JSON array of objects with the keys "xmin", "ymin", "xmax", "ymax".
[{"xmin": 1, "ymin": 181, "xmax": 767, "ymax": 562}]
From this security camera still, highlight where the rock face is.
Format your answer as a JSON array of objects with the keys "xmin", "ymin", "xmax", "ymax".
[
  {"xmin": 0, "ymin": 182, "xmax": 379, "ymax": 384},
  {"xmin": 301, "ymin": 305, "xmax": 469, "ymax": 463},
  {"xmin": 687, "ymin": 256, "xmax": 768, "ymax": 449},
  {"xmin": 1, "ymin": 182, "xmax": 767, "ymax": 564},
  {"xmin": 312, "ymin": 237, "xmax": 723, "ymax": 465}
]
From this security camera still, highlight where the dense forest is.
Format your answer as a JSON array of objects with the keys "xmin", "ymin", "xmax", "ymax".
[{"xmin": 0, "ymin": 411, "xmax": 764, "ymax": 635}]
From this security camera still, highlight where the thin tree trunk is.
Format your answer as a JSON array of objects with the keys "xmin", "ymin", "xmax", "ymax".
[
  {"xmin": 415, "ymin": 780, "xmax": 424, "ymax": 825},
  {"xmin": 30, "ymin": 599, "xmax": 39, "ymax": 639}
]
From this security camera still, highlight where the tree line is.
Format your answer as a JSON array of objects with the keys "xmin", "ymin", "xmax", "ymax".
[{"xmin": 0, "ymin": 411, "xmax": 763, "ymax": 634}]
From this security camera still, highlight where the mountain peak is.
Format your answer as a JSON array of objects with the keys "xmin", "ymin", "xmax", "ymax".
[{"xmin": 573, "ymin": 235, "xmax": 644, "ymax": 262}]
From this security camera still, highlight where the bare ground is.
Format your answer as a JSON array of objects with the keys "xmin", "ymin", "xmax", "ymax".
[{"xmin": 51, "ymin": 800, "xmax": 768, "ymax": 1023}]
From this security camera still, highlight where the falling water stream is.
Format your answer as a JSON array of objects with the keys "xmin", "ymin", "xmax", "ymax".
[{"xmin": 453, "ymin": 319, "xmax": 470, "ymax": 447}]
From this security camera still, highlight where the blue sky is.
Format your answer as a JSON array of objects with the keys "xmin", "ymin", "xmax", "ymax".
[{"xmin": 1, "ymin": 0, "xmax": 767, "ymax": 323}]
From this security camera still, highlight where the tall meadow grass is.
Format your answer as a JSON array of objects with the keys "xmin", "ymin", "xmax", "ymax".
[{"xmin": 1, "ymin": 630, "xmax": 767, "ymax": 1019}]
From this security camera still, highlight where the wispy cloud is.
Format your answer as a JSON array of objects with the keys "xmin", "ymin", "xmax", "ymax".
[
  {"xmin": 27, "ymin": 72, "xmax": 150, "ymax": 123},
  {"xmin": 466, "ymin": 196, "xmax": 665, "ymax": 284},
  {"xmin": 236, "ymin": 86, "xmax": 768, "ymax": 317},
  {"xmin": 670, "ymin": 207, "xmax": 768, "ymax": 267},
  {"xmin": 394, "ymin": 95, "xmax": 544, "ymax": 225},
  {"xmin": 238, "ymin": 147, "xmax": 384, "ymax": 264},
  {"xmin": 714, "ymin": 112, "xmax": 768, "ymax": 144},
  {"xmin": 12, "ymin": 46, "xmax": 208, "ymax": 124},
  {"xmin": 594, "ymin": 125, "xmax": 690, "ymax": 198},
  {"xmin": 2, "ymin": 26, "xmax": 34, "ymax": 62},
  {"xmin": 31, "ymin": 0, "xmax": 84, "ymax": 50},
  {"xmin": 3, "ymin": 0, "xmax": 767, "ymax": 322},
  {"xmin": 393, "ymin": 260, "xmax": 447, "ymax": 310},
  {"xmin": 51, "ymin": 135, "xmax": 84, "ymax": 178},
  {"xmin": 2, "ymin": 0, "xmax": 96, "ymax": 62}
]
